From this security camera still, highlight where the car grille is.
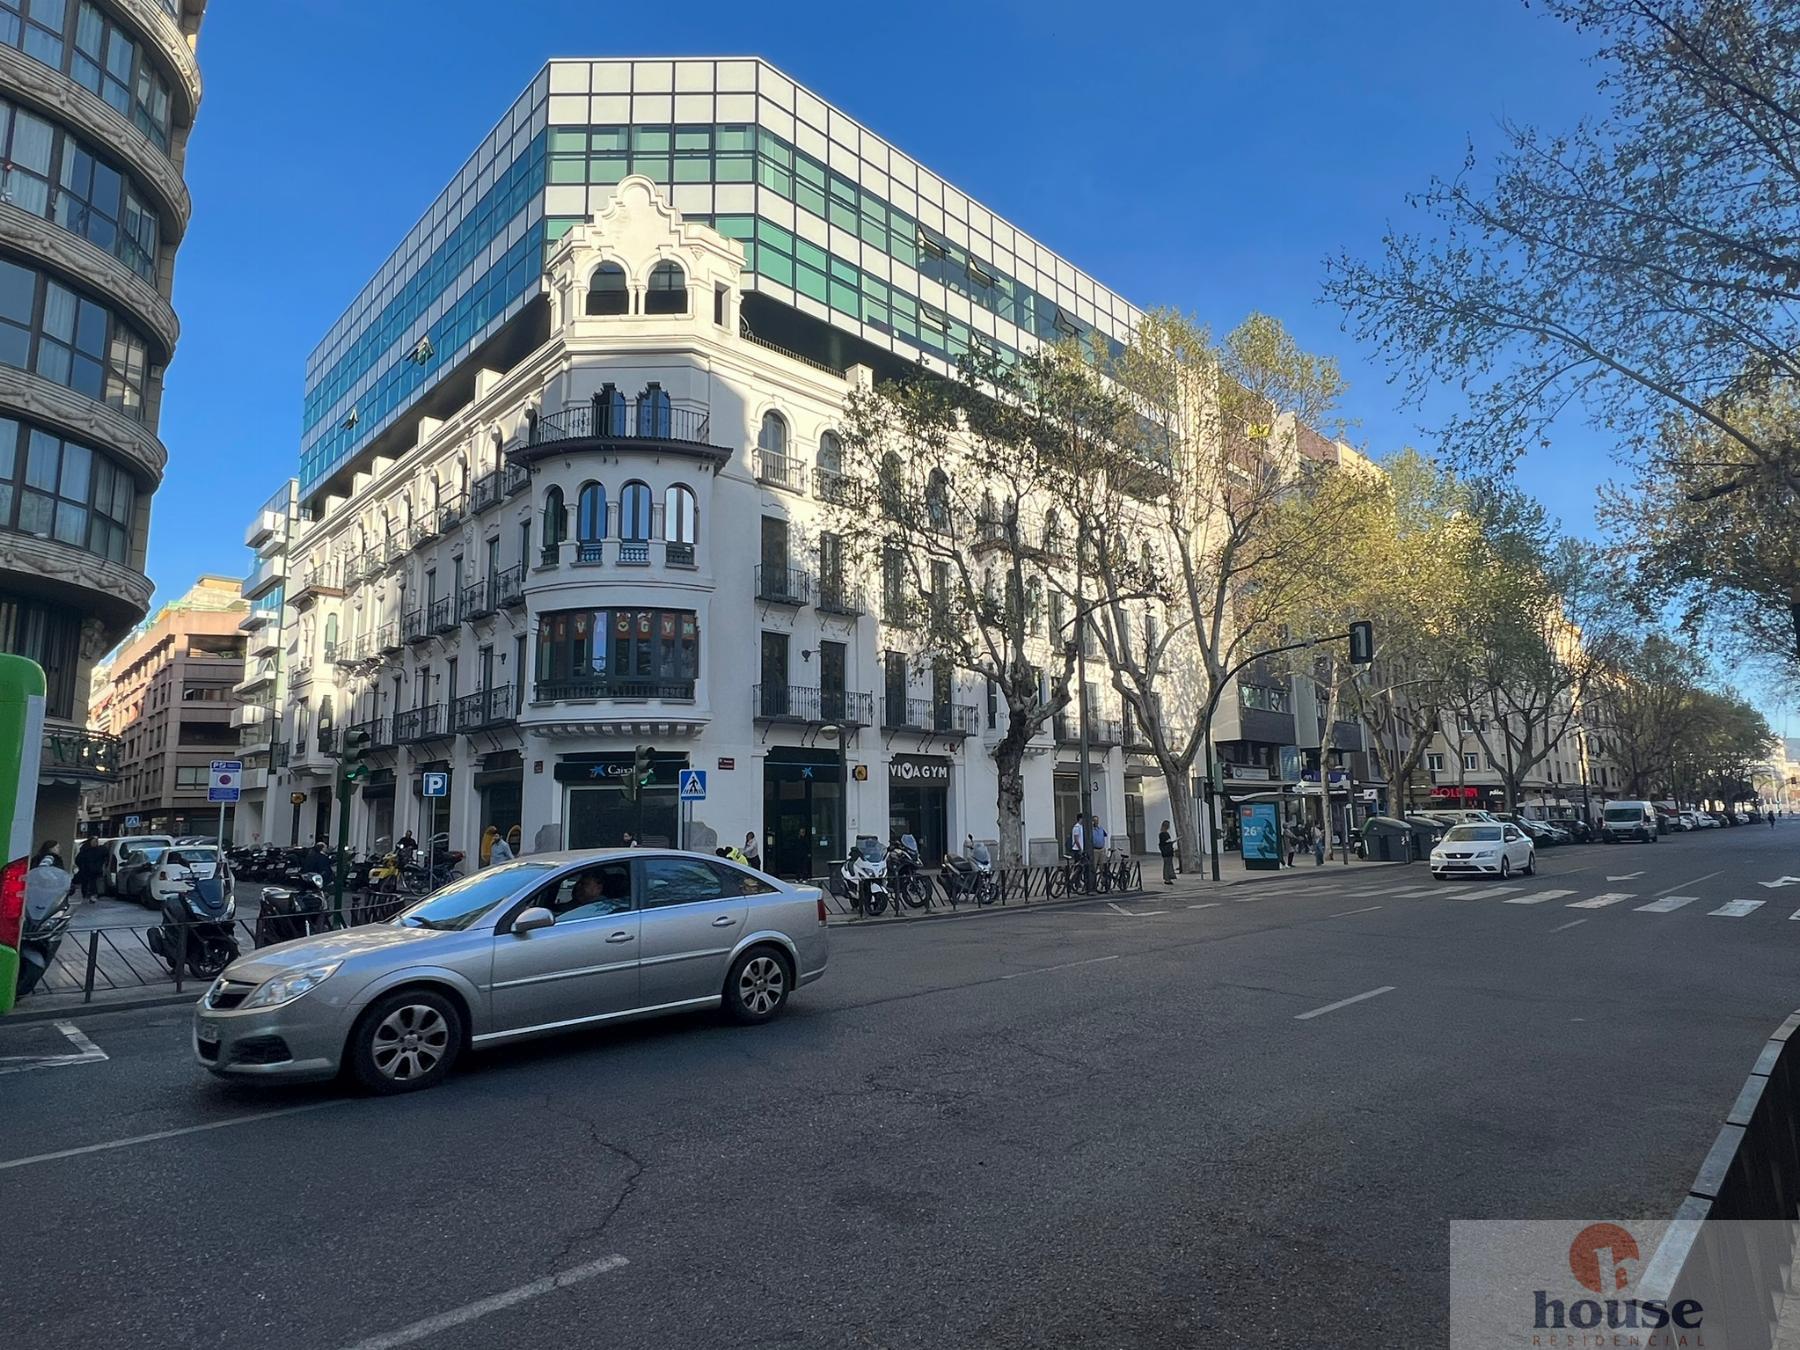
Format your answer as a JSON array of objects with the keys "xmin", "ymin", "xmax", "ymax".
[
  {"xmin": 206, "ymin": 979, "xmax": 256, "ymax": 1010},
  {"xmin": 1442, "ymin": 852, "xmax": 1473, "ymax": 860}
]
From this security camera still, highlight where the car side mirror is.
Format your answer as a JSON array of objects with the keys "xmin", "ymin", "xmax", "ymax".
[{"xmin": 512, "ymin": 906, "xmax": 555, "ymax": 935}]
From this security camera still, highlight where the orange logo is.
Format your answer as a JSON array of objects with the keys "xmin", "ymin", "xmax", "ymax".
[{"xmin": 1569, "ymin": 1223, "xmax": 1640, "ymax": 1294}]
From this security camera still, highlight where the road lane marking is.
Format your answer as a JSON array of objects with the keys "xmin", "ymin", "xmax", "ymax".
[
  {"xmin": 1186, "ymin": 903, "xmax": 1220, "ymax": 910},
  {"xmin": 1635, "ymin": 895, "xmax": 1699, "ymax": 913},
  {"xmin": 1550, "ymin": 918, "xmax": 1588, "ymax": 932},
  {"xmin": 1000, "ymin": 954, "xmax": 1122, "ymax": 980},
  {"xmin": 1328, "ymin": 905, "xmax": 1383, "ymax": 918},
  {"xmin": 1294, "ymin": 985, "xmax": 1395, "ymax": 1021},
  {"xmin": 1483, "ymin": 886, "xmax": 1524, "ymax": 896},
  {"xmin": 1710, "ymin": 899, "xmax": 1765, "ymax": 918},
  {"xmin": 1654, "ymin": 871, "xmax": 1720, "ymax": 896},
  {"xmin": 0, "ymin": 1021, "xmax": 108, "ymax": 1076},
  {"xmin": 1789, "ymin": 908, "xmax": 1800, "ymax": 920},
  {"xmin": 1606, "ymin": 872, "xmax": 1645, "ymax": 881},
  {"xmin": 1506, "ymin": 890, "xmax": 1574, "ymax": 905},
  {"xmin": 337, "ymin": 1254, "xmax": 630, "ymax": 1350},
  {"xmin": 1568, "ymin": 893, "xmax": 1634, "ymax": 909},
  {"xmin": 0, "ymin": 1100, "xmax": 348, "ymax": 1172},
  {"xmin": 1758, "ymin": 876, "xmax": 1800, "ymax": 889}
]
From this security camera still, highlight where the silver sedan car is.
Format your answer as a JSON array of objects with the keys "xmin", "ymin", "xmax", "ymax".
[{"xmin": 194, "ymin": 849, "xmax": 828, "ymax": 1093}]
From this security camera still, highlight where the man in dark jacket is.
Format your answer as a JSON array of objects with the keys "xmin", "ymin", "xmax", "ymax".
[
  {"xmin": 73, "ymin": 834, "xmax": 106, "ymax": 900},
  {"xmin": 302, "ymin": 838, "xmax": 335, "ymax": 885}
]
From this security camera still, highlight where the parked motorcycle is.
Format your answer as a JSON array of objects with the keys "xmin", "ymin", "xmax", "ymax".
[
  {"xmin": 145, "ymin": 870, "xmax": 239, "ymax": 979},
  {"xmin": 941, "ymin": 837, "xmax": 1000, "ymax": 907},
  {"xmin": 14, "ymin": 865, "xmax": 72, "ymax": 998},
  {"xmin": 886, "ymin": 833, "xmax": 931, "ymax": 910},
  {"xmin": 829, "ymin": 835, "xmax": 889, "ymax": 915},
  {"xmin": 254, "ymin": 870, "xmax": 328, "ymax": 947}
]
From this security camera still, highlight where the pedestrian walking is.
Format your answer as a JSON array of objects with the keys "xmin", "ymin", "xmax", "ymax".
[
  {"xmin": 1312, "ymin": 823, "xmax": 1326, "ymax": 866},
  {"xmin": 488, "ymin": 830, "xmax": 513, "ymax": 865},
  {"xmin": 743, "ymin": 831, "xmax": 762, "ymax": 870},
  {"xmin": 1283, "ymin": 820, "xmax": 1298, "ymax": 868},
  {"xmin": 479, "ymin": 824, "xmax": 500, "ymax": 867},
  {"xmin": 1771, "ymin": 811, "xmax": 1777, "ymax": 830},
  {"xmin": 1158, "ymin": 821, "xmax": 1177, "ymax": 885},
  {"xmin": 621, "ymin": 830, "xmax": 638, "ymax": 848},
  {"xmin": 32, "ymin": 839, "xmax": 62, "ymax": 869},
  {"xmin": 73, "ymin": 834, "xmax": 105, "ymax": 901}
]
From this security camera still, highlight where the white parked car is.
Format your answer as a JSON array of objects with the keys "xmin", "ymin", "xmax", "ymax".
[
  {"xmin": 1694, "ymin": 813, "xmax": 1721, "ymax": 830},
  {"xmin": 1431, "ymin": 822, "xmax": 1536, "ymax": 881},
  {"xmin": 103, "ymin": 834, "xmax": 174, "ymax": 895},
  {"xmin": 149, "ymin": 846, "xmax": 230, "ymax": 907}
]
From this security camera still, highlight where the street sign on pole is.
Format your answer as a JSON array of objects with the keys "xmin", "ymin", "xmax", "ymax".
[
  {"xmin": 124, "ymin": 814, "xmax": 141, "ymax": 830},
  {"xmin": 208, "ymin": 760, "xmax": 243, "ymax": 804},
  {"xmin": 678, "ymin": 769, "xmax": 707, "ymax": 801},
  {"xmin": 421, "ymin": 771, "xmax": 449, "ymax": 798}
]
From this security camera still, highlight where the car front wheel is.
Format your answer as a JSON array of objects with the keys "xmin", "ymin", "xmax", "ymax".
[
  {"xmin": 1499, "ymin": 858, "xmax": 1512, "ymax": 880},
  {"xmin": 724, "ymin": 947, "xmax": 791, "ymax": 1025},
  {"xmin": 348, "ymin": 989, "xmax": 462, "ymax": 1094},
  {"xmin": 1524, "ymin": 850, "xmax": 1536, "ymax": 877}
]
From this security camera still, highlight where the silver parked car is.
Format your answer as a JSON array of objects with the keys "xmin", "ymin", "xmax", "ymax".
[{"xmin": 194, "ymin": 849, "xmax": 828, "ymax": 1093}]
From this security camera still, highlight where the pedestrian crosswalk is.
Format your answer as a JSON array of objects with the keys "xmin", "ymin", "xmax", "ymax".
[
  {"xmin": 1215, "ymin": 875, "xmax": 1790, "ymax": 926},
  {"xmin": 1636, "ymin": 895, "xmax": 1698, "ymax": 913}
]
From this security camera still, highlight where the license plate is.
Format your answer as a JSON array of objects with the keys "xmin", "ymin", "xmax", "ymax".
[{"xmin": 196, "ymin": 1021, "xmax": 220, "ymax": 1045}]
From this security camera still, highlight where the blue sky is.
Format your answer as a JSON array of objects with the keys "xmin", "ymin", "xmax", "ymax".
[{"xmin": 151, "ymin": 1, "xmax": 1787, "ymax": 732}]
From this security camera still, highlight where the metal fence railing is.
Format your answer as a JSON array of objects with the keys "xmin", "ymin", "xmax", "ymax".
[
  {"xmin": 811, "ymin": 858, "xmax": 1144, "ymax": 920},
  {"xmin": 20, "ymin": 896, "xmax": 413, "ymax": 1005}
]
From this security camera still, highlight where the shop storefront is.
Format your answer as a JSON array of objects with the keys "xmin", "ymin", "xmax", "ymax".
[
  {"xmin": 556, "ymin": 750, "xmax": 687, "ymax": 849},
  {"xmin": 476, "ymin": 750, "xmax": 523, "ymax": 849},
  {"xmin": 889, "ymin": 753, "xmax": 950, "ymax": 863},
  {"xmin": 762, "ymin": 747, "xmax": 843, "ymax": 880}
]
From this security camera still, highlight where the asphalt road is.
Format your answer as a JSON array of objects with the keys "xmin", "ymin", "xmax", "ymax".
[{"xmin": 2, "ymin": 825, "xmax": 1796, "ymax": 1348}]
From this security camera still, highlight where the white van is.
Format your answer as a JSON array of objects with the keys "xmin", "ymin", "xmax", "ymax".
[
  {"xmin": 102, "ymin": 834, "xmax": 174, "ymax": 893},
  {"xmin": 1600, "ymin": 801, "xmax": 1658, "ymax": 844}
]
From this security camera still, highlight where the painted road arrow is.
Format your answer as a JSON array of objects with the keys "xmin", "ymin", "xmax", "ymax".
[
  {"xmin": 1758, "ymin": 876, "xmax": 1800, "ymax": 889},
  {"xmin": 1605, "ymin": 872, "xmax": 1645, "ymax": 882}
]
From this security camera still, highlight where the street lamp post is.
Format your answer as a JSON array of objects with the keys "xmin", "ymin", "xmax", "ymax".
[{"xmin": 820, "ymin": 722, "xmax": 850, "ymax": 865}]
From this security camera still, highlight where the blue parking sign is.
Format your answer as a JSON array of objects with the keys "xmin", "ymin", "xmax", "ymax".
[{"xmin": 422, "ymin": 772, "xmax": 449, "ymax": 797}]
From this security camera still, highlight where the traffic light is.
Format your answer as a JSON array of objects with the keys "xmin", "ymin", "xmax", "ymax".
[
  {"xmin": 340, "ymin": 727, "xmax": 372, "ymax": 782},
  {"xmin": 1348, "ymin": 620, "xmax": 1375, "ymax": 665},
  {"xmin": 635, "ymin": 744, "xmax": 657, "ymax": 789}
]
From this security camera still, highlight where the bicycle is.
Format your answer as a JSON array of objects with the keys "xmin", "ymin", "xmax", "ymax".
[{"xmin": 1046, "ymin": 852, "xmax": 1096, "ymax": 899}]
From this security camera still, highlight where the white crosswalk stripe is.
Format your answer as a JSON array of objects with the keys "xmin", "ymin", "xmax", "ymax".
[
  {"xmin": 1635, "ymin": 895, "xmax": 1699, "ymax": 913},
  {"xmin": 1568, "ymin": 892, "xmax": 1635, "ymax": 909},
  {"xmin": 1505, "ymin": 889, "xmax": 1574, "ymax": 905},
  {"xmin": 1710, "ymin": 899, "xmax": 1765, "ymax": 918}
]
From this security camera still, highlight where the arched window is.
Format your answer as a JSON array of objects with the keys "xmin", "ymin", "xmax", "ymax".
[
  {"xmin": 644, "ymin": 261, "xmax": 687, "ymax": 315},
  {"xmin": 577, "ymin": 481, "xmax": 605, "ymax": 542},
  {"xmin": 878, "ymin": 451, "xmax": 903, "ymax": 518},
  {"xmin": 541, "ymin": 485, "xmax": 566, "ymax": 560},
  {"xmin": 817, "ymin": 431, "xmax": 842, "ymax": 473},
  {"xmin": 664, "ymin": 484, "xmax": 697, "ymax": 544},
  {"xmin": 619, "ymin": 481, "xmax": 653, "ymax": 541},
  {"xmin": 758, "ymin": 411, "xmax": 788, "ymax": 458},
  {"xmin": 636, "ymin": 383, "xmax": 671, "ymax": 438},
  {"xmin": 926, "ymin": 468, "xmax": 950, "ymax": 531},
  {"xmin": 586, "ymin": 262, "xmax": 628, "ymax": 315}
]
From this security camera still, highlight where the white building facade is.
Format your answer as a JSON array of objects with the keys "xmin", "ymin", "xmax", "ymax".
[{"xmin": 256, "ymin": 60, "xmax": 1174, "ymax": 874}]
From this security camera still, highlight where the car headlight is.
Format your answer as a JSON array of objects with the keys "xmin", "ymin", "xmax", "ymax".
[{"xmin": 241, "ymin": 962, "xmax": 341, "ymax": 1010}]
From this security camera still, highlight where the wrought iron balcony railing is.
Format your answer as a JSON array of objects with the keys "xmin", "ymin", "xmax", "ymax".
[{"xmin": 752, "ymin": 686, "xmax": 873, "ymax": 726}]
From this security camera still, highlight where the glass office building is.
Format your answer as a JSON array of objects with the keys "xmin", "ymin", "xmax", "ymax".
[{"xmin": 299, "ymin": 57, "xmax": 1141, "ymax": 507}]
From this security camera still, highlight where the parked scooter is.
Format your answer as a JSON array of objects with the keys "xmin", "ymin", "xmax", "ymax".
[
  {"xmin": 886, "ymin": 833, "xmax": 931, "ymax": 910},
  {"xmin": 941, "ymin": 836, "xmax": 1000, "ymax": 907},
  {"xmin": 255, "ymin": 870, "xmax": 328, "ymax": 947},
  {"xmin": 829, "ymin": 835, "xmax": 889, "ymax": 915},
  {"xmin": 14, "ymin": 864, "xmax": 72, "ymax": 997},
  {"xmin": 146, "ymin": 868, "xmax": 239, "ymax": 979}
]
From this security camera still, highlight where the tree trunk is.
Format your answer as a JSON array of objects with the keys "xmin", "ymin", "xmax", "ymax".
[
  {"xmin": 1165, "ymin": 770, "xmax": 1200, "ymax": 873},
  {"xmin": 993, "ymin": 739, "xmax": 1028, "ymax": 869}
]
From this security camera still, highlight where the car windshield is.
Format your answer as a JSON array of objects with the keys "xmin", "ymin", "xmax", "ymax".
[
  {"xmin": 394, "ymin": 861, "xmax": 557, "ymax": 931},
  {"xmin": 136, "ymin": 847, "xmax": 167, "ymax": 864},
  {"xmin": 1445, "ymin": 825, "xmax": 1503, "ymax": 842},
  {"xmin": 168, "ymin": 848, "xmax": 217, "ymax": 866},
  {"xmin": 1604, "ymin": 807, "xmax": 1641, "ymax": 822}
]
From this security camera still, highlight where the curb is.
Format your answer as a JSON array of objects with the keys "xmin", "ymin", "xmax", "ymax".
[{"xmin": 6, "ymin": 991, "xmax": 198, "ymax": 1024}]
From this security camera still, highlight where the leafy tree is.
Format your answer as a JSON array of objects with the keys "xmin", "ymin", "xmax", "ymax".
[
  {"xmin": 1669, "ymin": 689, "xmax": 1775, "ymax": 806},
  {"xmin": 1584, "ymin": 632, "xmax": 1711, "ymax": 797},
  {"xmin": 822, "ymin": 345, "xmax": 1132, "ymax": 865},
  {"xmin": 1324, "ymin": 0, "xmax": 1800, "ymax": 503},
  {"xmin": 1080, "ymin": 310, "xmax": 1375, "ymax": 866}
]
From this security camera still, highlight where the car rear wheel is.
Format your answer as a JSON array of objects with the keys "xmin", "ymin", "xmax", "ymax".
[
  {"xmin": 348, "ymin": 990, "xmax": 462, "ymax": 1094},
  {"xmin": 724, "ymin": 947, "xmax": 791, "ymax": 1025}
]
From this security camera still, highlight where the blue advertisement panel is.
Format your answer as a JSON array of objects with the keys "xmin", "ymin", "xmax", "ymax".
[{"xmin": 1239, "ymin": 802, "xmax": 1282, "ymax": 868}]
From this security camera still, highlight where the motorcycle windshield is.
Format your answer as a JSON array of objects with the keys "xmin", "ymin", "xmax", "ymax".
[
  {"xmin": 854, "ymin": 839, "xmax": 884, "ymax": 864},
  {"xmin": 971, "ymin": 844, "xmax": 991, "ymax": 866},
  {"xmin": 901, "ymin": 834, "xmax": 919, "ymax": 853},
  {"xmin": 186, "ymin": 878, "xmax": 231, "ymax": 918}
]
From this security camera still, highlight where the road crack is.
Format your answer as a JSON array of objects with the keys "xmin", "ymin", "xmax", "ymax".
[{"xmin": 535, "ymin": 1093, "xmax": 648, "ymax": 1265}]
